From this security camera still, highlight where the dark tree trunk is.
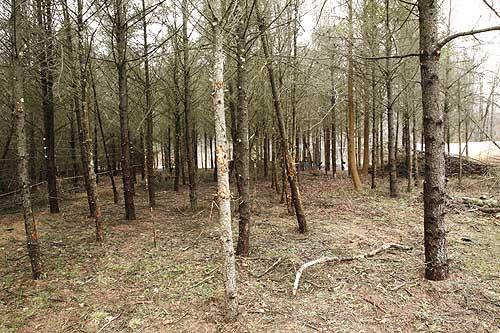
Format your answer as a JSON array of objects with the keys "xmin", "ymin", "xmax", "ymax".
[
  {"xmin": 234, "ymin": 3, "xmax": 251, "ymax": 255},
  {"xmin": 418, "ymin": 0, "xmax": 449, "ymax": 281},
  {"xmin": 142, "ymin": 0, "xmax": 155, "ymax": 208},
  {"xmin": 257, "ymin": 2, "xmax": 307, "ymax": 233},
  {"xmin": 93, "ymin": 104, "xmax": 99, "ymax": 183},
  {"xmin": 371, "ymin": 66, "xmax": 377, "ymax": 189},
  {"xmin": 115, "ymin": 0, "xmax": 136, "ymax": 220},
  {"xmin": 324, "ymin": 126, "xmax": 331, "ymax": 174},
  {"xmin": 263, "ymin": 132, "xmax": 269, "ymax": 179},
  {"xmin": 331, "ymin": 66, "xmax": 337, "ymax": 178},
  {"xmin": 36, "ymin": 0, "xmax": 59, "ymax": 213},
  {"xmin": 183, "ymin": 0, "xmax": 197, "ymax": 209},
  {"xmin": 204, "ymin": 132, "xmax": 208, "ymax": 171},
  {"xmin": 385, "ymin": 0, "xmax": 398, "ymax": 198},
  {"xmin": 93, "ymin": 73, "xmax": 119, "ymax": 204}
]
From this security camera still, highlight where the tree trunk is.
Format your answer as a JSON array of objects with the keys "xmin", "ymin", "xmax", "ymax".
[
  {"xmin": 331, "ymin": 64, "xmax": 337, "ymax": 178},
  {"xmin": 418, "ymin": 0, "xmax": 449, "ymax": 281},
  {"xmin": 115, "ymin": 0, "xmax": 136, "ymax": 220},
  {"xmin": 211, "ymin": 0, "xmax": 238, "ymax": 319},
  {"xmin": 234, "ymin": 4, "xmax": 252, "ymax": 256},
  {"xmin": 93, "ymin": 72, "xmax": 119, "ymax": 204},
  {"xmin": 13, "ymin": 0, "xmax": 43, "ymax": 279},
  {"xmin": 36, "ymin": 0, "xmax": 59, "ymax": 213},
  {"xmin": 371, "ymin": 66, "xmax": 377, "ymax": 189},
  {"xmin": 75, "ymin": 0, "xmax": 102, "ymax": 240},
  {"xmin": 256, "ymin": 1, "xmax": 307, "ymax": 233},
  {"xmin": 183, "ymin": 0, "xmax": 197, "ymax": 209},
  {"xmin": 385, "ymin": 0, "xmax": 398, "ymax": 198},
  {"xmin": 324, "ymin": 126, "xmax": 331, "ymax": 174},
  {"xmin": 142, "ymin": 0, "xmax": 155, "ymax": 208},
  {"xmin": 347, "ymin": 0, "xmax": 362, "ymax": 190}
]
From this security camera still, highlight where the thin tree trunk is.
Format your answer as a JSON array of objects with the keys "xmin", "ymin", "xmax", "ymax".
[
  {"xmin": 13, "ymin": 0, "xmax": 43, "ymax": 279},
  {"xmin": 385, "ymin": 0, "xmax": 398, "ymax": 198},
  {"xmin": 142, "ymin": 0, "xmax": 155, "ymax": 208},
  {"xmin": 183, "ymin": 0, "xmax": 197, "ymax": 209},
  {"xmin": 211, "ymin": 0, "xmax": 238, "ymax": 319},
  {"xmin": 234, "ymin": 6, "xmax": 251, "ymax": 255},
  {"xmin": 347, "ymin": 0, "xmax": 362, "ymax": 190},
  {"xmin": 115, "ymin": 0, "xmax": 136, "ymax": 220},
  {"xmin": 404, "ymin": 108, "xmax": 412, "ymax": 192},
  {"xmin": 256, "ymin": 1, "xmax": 307, "ymax": 233},
  {"xmin": 362, "ymin": 90, "xmax": 370, "ymax": 175},
  {"xmin": 36, "ymin": 0, "xmax": 59, "ymax": 213},
  {"xmin": 93, "ymin": 72, "xmax": 119, "ymax": 204},
  {"xmin": 75, "ymin": 0, "xmax": 102, "ymax": 240},
  {"xmin": 371, "ymin": 66, "xmax": 377, "ymax": 189}
]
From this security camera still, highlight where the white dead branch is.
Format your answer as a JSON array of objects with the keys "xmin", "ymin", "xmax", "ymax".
[{"xmin": 292, "ymin": 243, "xmax": 411, "ymax": 296}]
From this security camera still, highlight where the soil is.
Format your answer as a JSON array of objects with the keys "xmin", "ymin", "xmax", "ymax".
[{"xmin": 1, "ymin": 172, "xmax": 499, "ymax": 332}]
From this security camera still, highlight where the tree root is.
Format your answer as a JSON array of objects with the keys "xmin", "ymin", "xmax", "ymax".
[{"xmin": 292, "ymin": 243, "xmax": 411, "ymax": 296}]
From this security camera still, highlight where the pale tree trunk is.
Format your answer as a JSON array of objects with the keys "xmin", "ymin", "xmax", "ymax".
[
  {"xmin": 347, "ymin": 0, "xmax": 362, "ymax": 190},
  {"xmin": 115, "ymin": 0, "xmax": 136, "ymax": 220},
  {"xmin": 142, "ymin": 0, "xmax": 155, "ymax": 208},
  {"xmin": 418, "ymin": 0, "xmax": 449, "ymax": 280},
  {"xmin": 183, "ymin": 0, "xmax": 197, "ymax": 209},
  {"xmin": 13, "ymin": 0, "xmax": 43, "ymax": 279},
  {"xmin": 75, "ymin": 0, "xmax": 102, "ymax": 241},
  {"xmin": 256, "ymin": 0, "xmax": 307, "ymax": 233},
  {"xmin": 234, "ymin": 0, "xmax": 251, "ymax": 257},
  {"xmin": 211, "ymin": 0, "xmax": 238, "ymax": 320}
]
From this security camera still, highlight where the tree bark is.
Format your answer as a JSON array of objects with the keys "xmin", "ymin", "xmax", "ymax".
[
  {"xmin": 75, "ymin": 0, "xmax": 102, "ymax": 240},
  {"xmin": 347, "ymin": 0, "xmax": 362, "ymax": 190},
  {"xmin": 115, "ymin": 0, "xmax": 136, "ymax": 220},
  {"xmin": 385, "ymin": 0, "xmax": 398, "ymax": 198},
  {"xmin": 182, "ymin": 0, "xmax": 197, "ymax": 209},
  {"xmin": 418, "ymin": 0, "xmax": 449, "ymax": 281},
  {"xmin": 234, "ymin": 0, "xmax": 251, "ymax": 256},
  {"xmin": 142, "ymin": 0, "xmax": 155, "ymax": 208},
  {"xmin": 36, "ymin": 0, "xmax": 59, "ymax": 213},
  {"xmin": 13, "ymin": 0, "xmax": 43, "ymax": 279},
  {"xmin": 93, "ymin": 72, "xmax": 119, "ymax": 204},
  {"xmin": 256, "ymin": 1, "xmax": 307, "ymax": 233},
  {"xmin": 211, "ymin": 0, "xmax": 239, "ymax": 320}
]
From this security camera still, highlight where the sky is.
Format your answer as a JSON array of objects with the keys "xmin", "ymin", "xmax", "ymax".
[{"xmin": 299, "ymin": 0, "xmax": 500, "ymax": 77}]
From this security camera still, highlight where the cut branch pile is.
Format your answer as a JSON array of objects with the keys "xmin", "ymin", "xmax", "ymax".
[
  {"xmin": 394, "ymin": 151, "xmax": 492, "ymax": 177},
  {"xmin": 292, "ymin": 243, "xmax": 411, "ymax": 296},
  {"xmin": 462, "ymin": 196, "xmax": 500, "ymax": 213}
]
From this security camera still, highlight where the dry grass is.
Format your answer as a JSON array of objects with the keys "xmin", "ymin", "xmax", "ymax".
[{"xmin": 0, "ymin": 172, "xmax": 499, "ymax": 332}]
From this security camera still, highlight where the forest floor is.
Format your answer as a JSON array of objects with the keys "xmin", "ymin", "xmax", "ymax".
[{"xmin": 1, "ymin": 171, "xmax": 499, "ymax": 333}]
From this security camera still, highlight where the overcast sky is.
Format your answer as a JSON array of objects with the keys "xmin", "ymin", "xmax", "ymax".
[{"xmin": 299, "ymin": 0, "xmax": 500, "ymax": 79}]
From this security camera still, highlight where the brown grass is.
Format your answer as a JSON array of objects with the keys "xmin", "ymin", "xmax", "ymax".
[{"xmin": 0, "ymin": 172, "xmax": 499, "ymax": 332}]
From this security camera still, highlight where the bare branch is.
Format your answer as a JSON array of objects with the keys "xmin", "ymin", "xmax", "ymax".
[{"xmin": 436, "ymin": 25, "xmax": 500, "ymax": 51}]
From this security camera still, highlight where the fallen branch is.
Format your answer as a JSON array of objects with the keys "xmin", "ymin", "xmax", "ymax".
[
  {"xmin": 292, "ymin": 243, "xmax": 411, "ymax": 296},
  {"xmin": 256, "ymin": 257, "xmax": 282, "ymax": 278},
  {"xmin": 96, "ymin": 313, "xmax": 122, "ymax": 333}
]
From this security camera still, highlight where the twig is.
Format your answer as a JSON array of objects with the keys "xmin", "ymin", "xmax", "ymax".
[
  {"xmin": 96, "ymin": 312, "xmax": 122, "ymax": 333},
  {"xmin": 257, "ymin": 257, "xmax": 282, "ymax": 278},
  {"xmin": 292, "ymin": 243, "xmax": 411, "ymax": 296},
  {"xmin": 190, "ymin": 275, "xmax": 215, "ymax": 289}
]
